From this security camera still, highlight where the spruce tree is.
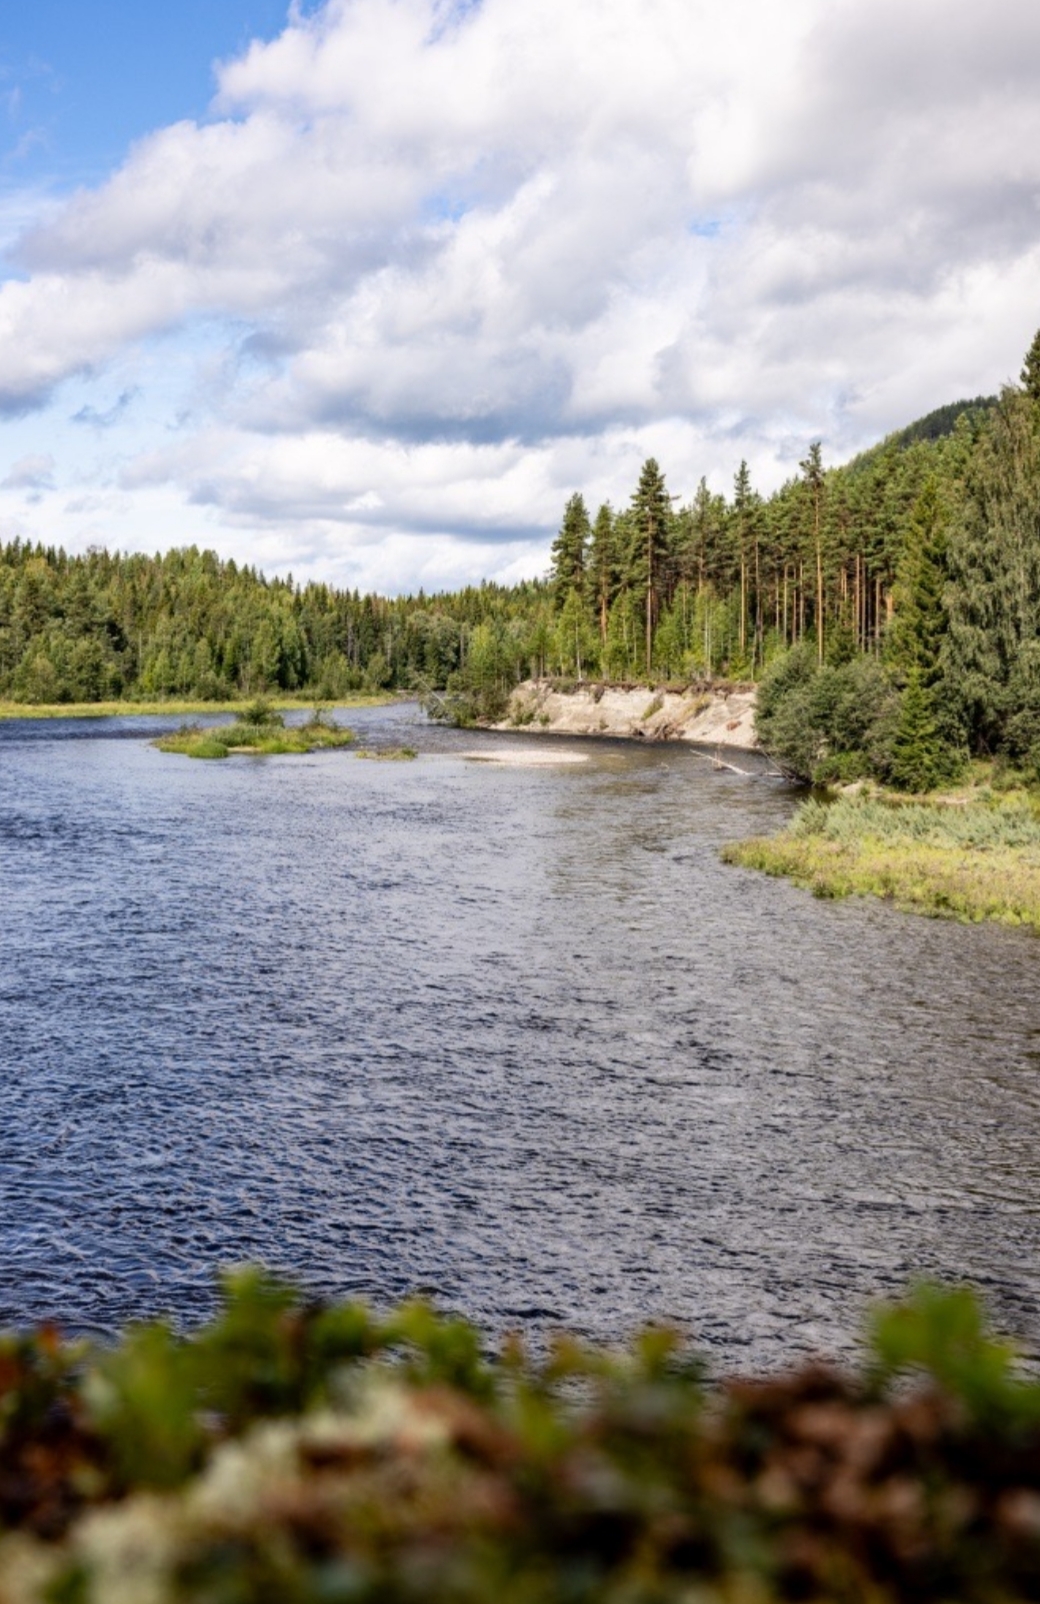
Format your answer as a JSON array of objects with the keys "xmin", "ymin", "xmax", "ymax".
[
  {"xmin": 944, "ymin": 387, "xmax": 1040, "ymax": 753},
  {"xmin": 1021, "ymin": 326, "xmax": 1040, "ymax": 403},
  {"xmin": 588, "ymin": 503, "xmax": 617, "ymax": 646},
  {"xmin": 888, "ymin": 671, "xmax": 948, "ymax": 792},
  {"xmin": 549, "ymin": 494, "xmax": 591, "ymax": 611},
  {"xmin": 884, "ymin": 478, "xmax": 949, "ymax": 687}
]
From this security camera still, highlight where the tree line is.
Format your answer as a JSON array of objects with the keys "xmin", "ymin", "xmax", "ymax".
[
  {"xmin": 4, "ymin": 327, "xmax": 1040, "ymax": 792},
  {"xmin": 0, "ymin": 541, "xmax": 546, "ymax": 706}
]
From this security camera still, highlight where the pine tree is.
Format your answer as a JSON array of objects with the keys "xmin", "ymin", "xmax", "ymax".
[
  {"xmin": 628, "ymin": 459, "xmax": 673, "ymax": 677},
  {"xmin": 549, "ymin": 494, "xmax": 591, "ymax": 611},
  {"xmin": 731, "ymin": 461, "xmax": 762, "ymax": 669}
]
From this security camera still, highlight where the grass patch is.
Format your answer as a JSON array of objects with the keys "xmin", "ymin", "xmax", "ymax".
[
  {"xmin": 723, "ymin": 788, "xmax": 1040, "ymax": 928},
  {"xmin": 155, "ymin": 711, "xmax": 355, "ymax": 760},
  {"xmin": 0, "ymin": 693, "xmax": 393, "ymax": 721},
  {"xmin": 354, "ymin": 746, "xmax": 418, "ymax": 760}
]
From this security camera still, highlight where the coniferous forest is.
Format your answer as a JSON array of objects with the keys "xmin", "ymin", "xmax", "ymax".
[{"xmin": 4, "ymin": 330, "xmax": 1040, "ymax": 788}]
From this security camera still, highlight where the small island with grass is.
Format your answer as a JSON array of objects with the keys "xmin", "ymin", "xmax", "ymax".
[{"xmin": 155, "ymin": 700, "xmax": 355, "ymax": 759}]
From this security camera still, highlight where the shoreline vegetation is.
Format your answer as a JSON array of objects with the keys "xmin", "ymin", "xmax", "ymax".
[
  {"xmin": 2, "ymin": 1271, "xmax": 1040, "ymax": 1603},
  {"xmin": 724, "ymin": 777, "xmax": 1040, "ymax": 929},
  {"xmin": 0, "ymin": 692, "xmax": 393, "ymax": 720}
]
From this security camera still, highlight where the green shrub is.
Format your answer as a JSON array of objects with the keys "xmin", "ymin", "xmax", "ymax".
[
  {"xmin": 756, "ymin": 645, "xmax": 900, "ymax": 782},
  {"xmin": 4, "ymin": 1278, "xmax": 1040, "ymax": 1601}
]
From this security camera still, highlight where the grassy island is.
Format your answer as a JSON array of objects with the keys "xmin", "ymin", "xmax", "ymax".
[
  {"xmin": 354, "ymin": 745, "xmax": 417, "ymax": 760},
  {"xmin": 1, "ymin": 1273, "xmax": 1040, "ymax": 1603},
  {"xmin": 725, "ymin": 780, "xmax": 1040, "ymax": 929},
  {"xmin": 154, "ymin": 702, "xmax": 355, "ymax": 760}
]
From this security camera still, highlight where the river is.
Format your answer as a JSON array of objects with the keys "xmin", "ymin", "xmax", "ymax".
[{"xmin": 2, "ymin": 701, "xmax": 1039, "ymax": 1369}]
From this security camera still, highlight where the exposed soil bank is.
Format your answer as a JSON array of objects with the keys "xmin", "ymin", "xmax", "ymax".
[{"xmin": 493, "ymin": 679, "xmax": 758, "ymax": 747}]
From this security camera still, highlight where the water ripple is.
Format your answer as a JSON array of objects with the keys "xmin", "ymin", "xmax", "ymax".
[{"xmin": 2, "ymin": 702, "xmax": 1040, "ymax": 1367}]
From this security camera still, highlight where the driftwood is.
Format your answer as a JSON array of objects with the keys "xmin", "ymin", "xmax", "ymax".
[{"xmin": 685, "ymin": 745, "xmax": 790, "ymax": 781}]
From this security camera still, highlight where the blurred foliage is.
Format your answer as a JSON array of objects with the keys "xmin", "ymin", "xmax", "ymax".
[{"xmin": 2, "ymin": 1274, "xmax": 1040, "ymax": 1601}]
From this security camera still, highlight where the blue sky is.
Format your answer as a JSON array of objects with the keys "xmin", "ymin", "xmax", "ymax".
[
  {"xmin": 1, "ymin": 4, "xmax": 312, "ymax": 184},
  {"xmin": 0, "ymin": 0, "xmax": 1038, "ymax": 594}
]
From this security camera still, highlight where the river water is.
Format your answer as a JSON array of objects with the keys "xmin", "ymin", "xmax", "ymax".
[{"xmin": 2, "ymin": 702, "xmax": 1039, "ymax": 1369}]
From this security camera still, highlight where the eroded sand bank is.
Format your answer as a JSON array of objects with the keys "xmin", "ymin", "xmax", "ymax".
[{"xmin": 492, "ymin": 681, "xmax": 757, "ymax": 749}]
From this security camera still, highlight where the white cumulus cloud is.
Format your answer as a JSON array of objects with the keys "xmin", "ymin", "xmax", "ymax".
[{"xmin": 0, "ymin": 0, "xmax": 1039, "ymax": 587}]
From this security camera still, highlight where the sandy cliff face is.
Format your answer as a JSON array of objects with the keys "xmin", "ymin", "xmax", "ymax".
[{"xmin": 494, "ymin": 681, "xmax": 758, "ymax": 748}]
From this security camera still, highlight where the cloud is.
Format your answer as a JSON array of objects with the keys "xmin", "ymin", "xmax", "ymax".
[
  {"xmin": 71, "ymin": 387, "xmax": 138, "ymax": 427},
  {"xmin": 1, "ymin": 0, "xmax": 1039, "ymax": 585},
  {"xmin": 2, "ymin": 450, "xmax": 54, "ymax": 489}
]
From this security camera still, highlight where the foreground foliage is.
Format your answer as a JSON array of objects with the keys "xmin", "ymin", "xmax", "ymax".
[
  {"xmin": 724, "ymin": 789, "xmax": 1040, "ymax": 927},
  {"xmin": 2, "ymin": 1275, "xmax": 1040, "ymax": 1601}
]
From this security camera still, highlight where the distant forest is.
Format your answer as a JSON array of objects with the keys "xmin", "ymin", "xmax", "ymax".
[{"xmin": 3, "ymin": 330, "xmax": 1040, "ymax": 787}]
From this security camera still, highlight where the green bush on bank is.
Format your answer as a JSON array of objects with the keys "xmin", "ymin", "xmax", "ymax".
[{"xmin": 3, "ymin": 1275, "xmax": 1040, "ymax": 1602}]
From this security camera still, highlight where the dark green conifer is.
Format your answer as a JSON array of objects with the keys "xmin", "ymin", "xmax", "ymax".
[
  {"xmin": 888, "ymin": 670, "xmax": 949, "ymax": 792},
  {"xmin": 628, "ymin": 459, "xmax": 673, "ymax": 676},
  {"xmin": 1021, "ymin": 326, "xmax": 1040, "ymax": 403},
  {"xmin": 944, "ymin": 389, "xmax": 1040, "ymax": 753},
  {"xmin": 587, "ymin": 503, "xmax": 617, "ymax": 647},
  {"xmin": 799, "ymin": 442, "xmax": 826, "ymax": 663},
  {"xmin": 884, "ymin": 479, "xmax": 949, "ymax": 688},
  {"xmin": 549, "ymin": 494, "xmax": 591, "ymax": 611}
]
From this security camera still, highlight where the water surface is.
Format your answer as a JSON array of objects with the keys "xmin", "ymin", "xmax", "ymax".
[{"xmin": 2, "ymin": 703, "xmax": 1039, "ymax": 1367}]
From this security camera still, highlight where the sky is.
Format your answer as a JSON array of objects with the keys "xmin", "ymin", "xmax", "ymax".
[{"xmin": 1, "ymin": 0, "xmax": 1039, "ymax": 595}]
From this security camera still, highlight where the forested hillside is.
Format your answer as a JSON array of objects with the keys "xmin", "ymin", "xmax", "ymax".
[
  {"xmin": 0, "ymin": 544, "xmax": 542, "ymax": 706},
  {"xmin": 3, "ymin": 331, "xmax": 1039, "ymax": 793}
]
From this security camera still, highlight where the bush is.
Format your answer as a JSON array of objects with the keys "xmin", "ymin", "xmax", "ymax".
[
  {"xmin": 240, "ymin": 698, "xmax": 283, "ymax": 728},
  {"xmin": 4, "ymin": 1277, "xmax": 1040, "ymax": 1602},
  {"xmin": 756, "ymin": 645, "xmax": 899, "ymax": 782}
]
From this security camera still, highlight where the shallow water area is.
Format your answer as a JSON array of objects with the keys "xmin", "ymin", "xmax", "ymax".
[{"xmin": 2, "ymin": 701, "xmax": 1040, "ymax": 1368}]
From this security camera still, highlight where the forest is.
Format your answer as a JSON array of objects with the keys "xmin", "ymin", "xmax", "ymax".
[{"xmin": 3, "ymin": 329, "xmax": 1040, "ymax": 789}]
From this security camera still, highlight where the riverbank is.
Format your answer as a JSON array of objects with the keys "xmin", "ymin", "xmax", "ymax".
[
  {"xmin": 0, "ymin": 692, "xmax": 393, "ymax": 720},
  {"xmin": 725, "ymin": 782, "xmax": 1040, "ymax": 929},
  {"xmin": 493, "ymin": 678, "xmax": 757, "ymax": 747}
]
